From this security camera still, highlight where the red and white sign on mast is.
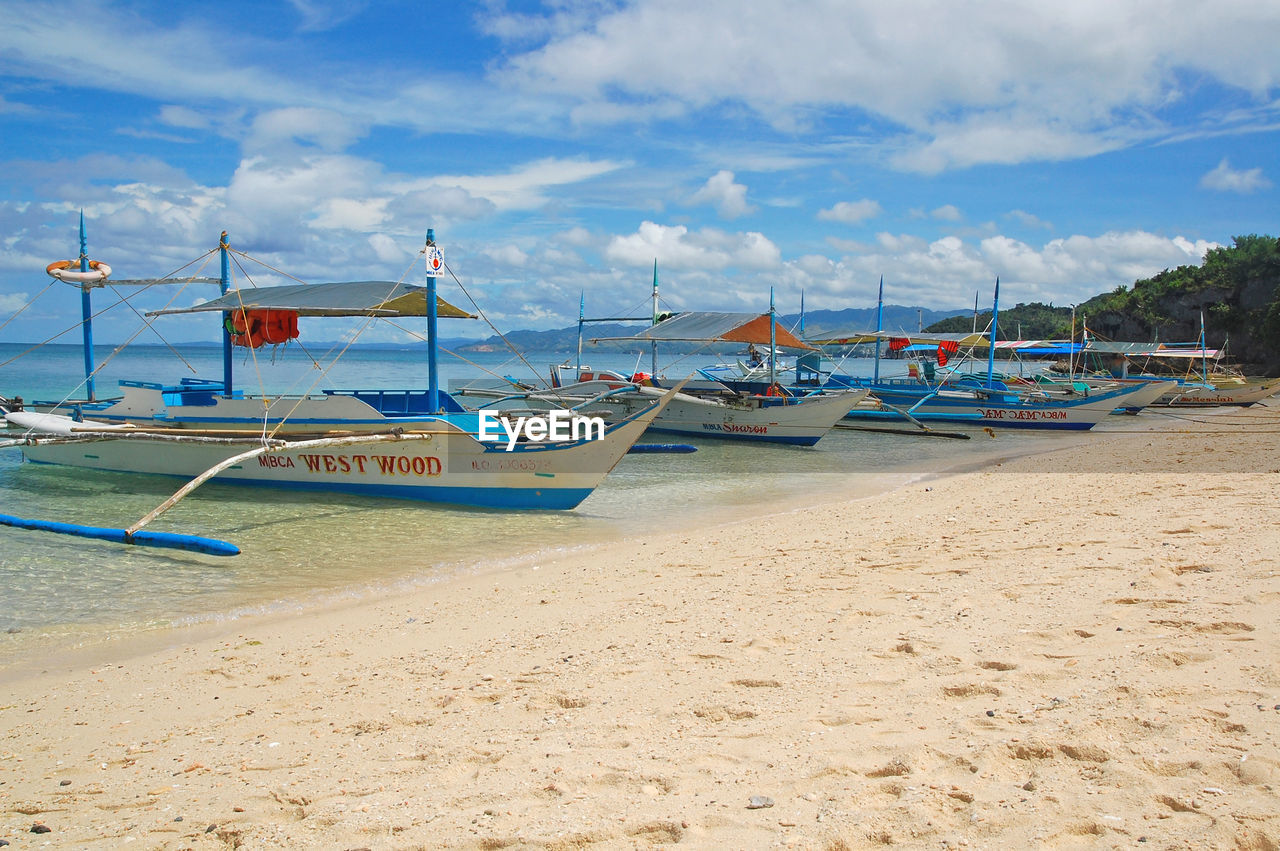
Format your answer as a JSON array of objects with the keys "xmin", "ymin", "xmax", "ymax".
[{"xmin": 425, "ymin": 244, "xmax": 444, "ymax": 277}]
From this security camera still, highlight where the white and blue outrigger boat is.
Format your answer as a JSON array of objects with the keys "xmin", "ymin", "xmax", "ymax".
[{"xmin": 2, "ymin": 226, "xmax": 675, "ymax": 555}]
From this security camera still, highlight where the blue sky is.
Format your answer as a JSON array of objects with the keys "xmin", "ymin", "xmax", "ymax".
[{"xmin": 1, "ymin": 0, "xmax": 1277, "ymax": 343}]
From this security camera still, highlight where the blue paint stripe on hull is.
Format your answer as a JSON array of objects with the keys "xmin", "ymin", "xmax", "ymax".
[
  {"xmin": 20, "ymin": 460, "xmax": 594, "ymax": 510},
  {"xmin": 644, "ymin": 425, "xmax": 820, "ymax": 446},
  {"xmin": 978, "ymin": 421, "xmax": 1094, "ymax": 431}
]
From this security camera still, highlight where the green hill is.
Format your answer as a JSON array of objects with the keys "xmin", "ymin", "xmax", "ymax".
[{"xmin": 924, "ymin": 301, "xmax": 1075, "ymax": 340}]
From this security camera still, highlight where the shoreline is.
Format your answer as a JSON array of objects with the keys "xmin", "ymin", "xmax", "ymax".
[{"xmin": 2, "ymin": 407, "xmax": 1278, "ymax": 847}]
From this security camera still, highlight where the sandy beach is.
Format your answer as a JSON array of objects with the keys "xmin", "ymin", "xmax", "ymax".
[{"xmin": 2, "ymin": 406, "xmax": 1278, "ymax": 849}]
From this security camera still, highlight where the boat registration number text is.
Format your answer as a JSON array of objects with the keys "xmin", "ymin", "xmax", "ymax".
[{"xmin": 978, "ymin": 408, "xmax": 1068, "ymax": 421}]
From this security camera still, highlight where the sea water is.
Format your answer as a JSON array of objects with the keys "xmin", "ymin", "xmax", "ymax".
[{"xmin": 0, "ymin": 342, "xmax": 1099, "ymax": 673}]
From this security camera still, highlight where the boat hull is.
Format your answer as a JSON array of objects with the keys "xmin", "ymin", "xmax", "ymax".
[
  {"xmin": 7, "ymin": 408, "xmax": 660, "ymax": 511},
  {"xmin": 1158, "ymin": 379, "xmax": 1280, "ymax": 407},
  {"xmin": 498, "ymin": 383, "xmax": 867, "ymax": 446},
  {"xmin": 867, "ymin": 381, "xmax": 1173, "ymax": 430}
]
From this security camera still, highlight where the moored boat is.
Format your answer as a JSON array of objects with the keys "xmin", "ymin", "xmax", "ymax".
[
  {"xmin": 483, "ymin": 368, "xmax": 867, "ymax": 446},
  {"xmin": 2, "ymin": 227, "xmax": 677, "ymax": 553}
]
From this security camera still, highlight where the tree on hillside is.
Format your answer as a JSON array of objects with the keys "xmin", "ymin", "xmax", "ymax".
[{"xmin": 925, "ymin": 302, "xmax": 1074, "ymax": 340}]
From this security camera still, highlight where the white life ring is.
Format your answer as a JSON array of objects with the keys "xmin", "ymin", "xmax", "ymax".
[{"xmin": 46, "ymin": 259, "xmax": 112, "ymax": 285}]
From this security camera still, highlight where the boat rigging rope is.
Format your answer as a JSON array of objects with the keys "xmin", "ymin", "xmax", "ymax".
[
  {"xmin": 439, "ymin": 257, "xmax": 544, "ymax": 382},
  {"xmin": 0, "ymin": 250, "xmax": 221, "ymax": 412},
  {"xmin": 102, "ymin": 252, "xmax": 223, "ymax": 378},
  {"xmin": 374, "ymin": 318, "xmax": 536, "ymax": 390},
  {"xmin": 240, "ymin": 253, "xmax": 417, "ymax": 441},
  {"xmin": 0, "ymin": 279, "xmax": 59, "ymax": 340},
  {"xmin": 224, "ymin": 246, "xmax": 312, "ymax": 286},
  {"xmin": 221, "ymin": 246, "xmax": 399, "ymax": 442}
]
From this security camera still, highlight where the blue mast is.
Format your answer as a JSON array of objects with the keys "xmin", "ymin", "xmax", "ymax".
[
  {"xmin": 426, "ymin": 228, "xmax": 440, "ymax": 412},
  {"xmin": 650, "ymin": 259, "xmax": 659, "ymax": 376},
  {"xmin": 986, "ymin": 277, "xmax": 1000, "ymax": 388},
  {"xmin": 575, "ymin": 290, "xmax": 586, "ymax": 370},
  {"xmin": 78, "ymin": 212, "xmax": 96, "ymax": 401},
  {"xmin": 873, "ymin": 275, "xmax": 884, "ymax": 382},
  {"xmin": 219, "ymin": 231, "xmax": 233, "ymax": 397},
  {"xmin": 769, "ymin": 287, "xmax": 777, "ymax": 385}
]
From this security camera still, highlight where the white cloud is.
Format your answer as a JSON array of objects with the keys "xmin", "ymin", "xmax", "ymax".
[
  {"xmin": 227, "ymin": 154, "xmax": 382, "ymax": 236},
  {"xmin": 1199, "ymin": 158, "xmax": 1272, "ymax": 193},
  {"xmin": 486, "ymin": 244, "xmax": 530, "ymax": 267},
  {"xmin": 410, "ymin": 157, "xmax": 628, "ymax": 213},
  {"xmin": 158, "ymin": 105, "xmax": 214, "ymax": 130},
  {"xmin": 604, "ymin": 221, "xmax": 780, "ymax": 271},
  {"xmin": 245, "ymin": 108, "xmax": 367, "ymax": 155},
  {"xmin": 4, "ymin": 0, "xmax": 1275, "ymax": 176},
  {"xmin": 0, "ymin": 5, "xmax": 321, "ymax": 113},
  {"xmin": 687, "ymin": 170, "xmax": 754, "ymax": 219},
  {"xmin": 788, "ymin": 229, "xmax": 1221, "ymax": 311},
  {"xmin": 977, "ymin": 231, "xmax": 1219, "ymax": 299},
  {"xmin": 0, "ymin": 292, "xmax": 30, "ymax": 313},
  {"xmin": 287, "ymin": 0, "xmax": 369, "ymax": 32},
  {"xmin": 817, "ymin": 200, "xmax": 883, "ymax": 224},
  {"xmin": 559, "ymin": 227, "xmax": 595, "ymax": 248},
  {"xmin": 493, "ymin": 1, "xmax": 1280, "ymax": 169},
  {"xmin": 890, "ymin": 117, "xmax": 1125, "ymax": 174},
  {"xmin": 367, "ymin": 233, "xmax": 405, "ymax": 264},
  {"xmin": 312, "ymin": 198, "xmax": 389, "ymax": 231},
  {"xmin": 931, "ymin": 204, "xmax": 962, "ymax": 222},
  {"xmin": 0, "ymin": 94, "xmax": 37, "ymax": 116},
  {"xmin": 1008, "ymin": 210, "xmax": 1052, "ymax": 230}
]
